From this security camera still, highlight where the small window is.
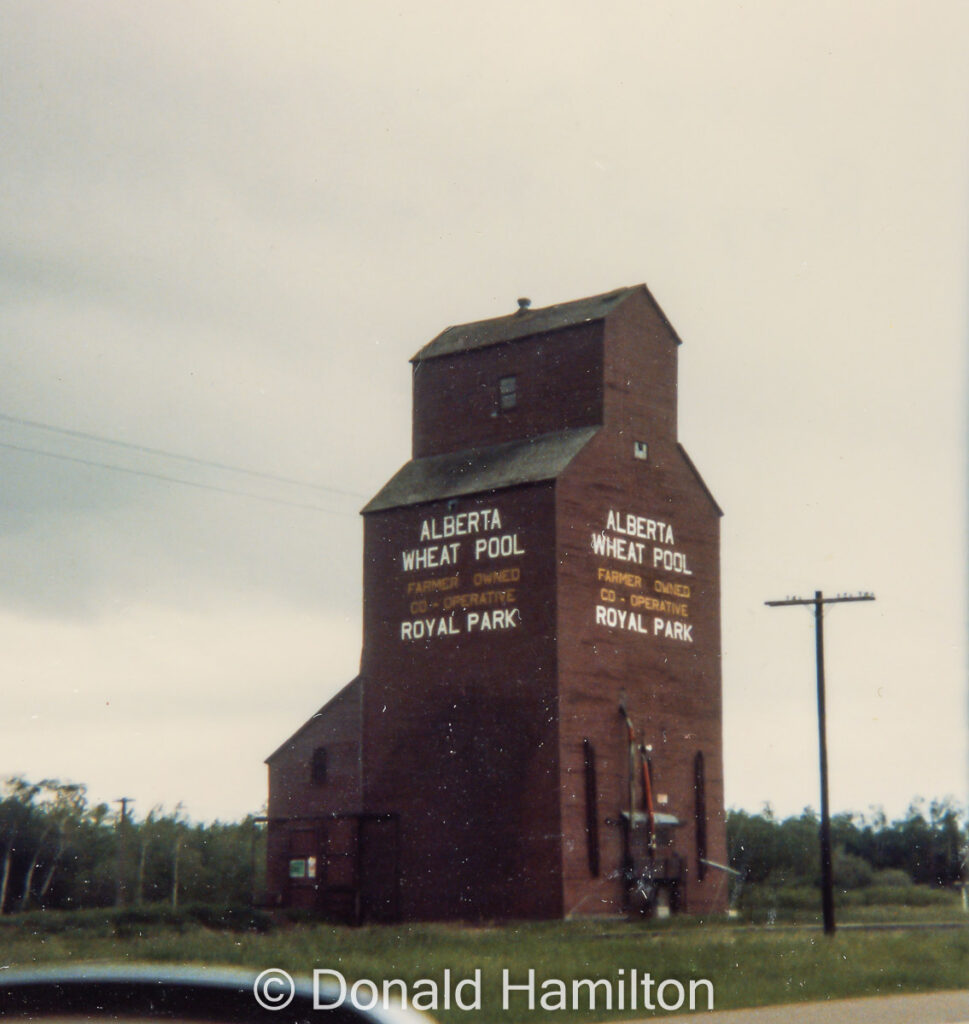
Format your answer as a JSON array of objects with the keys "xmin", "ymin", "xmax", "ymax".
[
  {"xmin": 498, "ymin": 375, "xmax": 517, "ymax": 411},
  {"xmin": 288, "ymin": 858, "xmax": 307, "ymax": 879},
  {"xmin": 311, "ymin": 746, "xmax": 328, "ymax": 784}
]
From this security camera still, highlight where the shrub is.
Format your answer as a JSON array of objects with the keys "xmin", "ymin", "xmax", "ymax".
[
  {"xmin": 182, "ymin": 903, "xmax": 274, "ymax": 933},
  {"xmin": 872, "ymin": 868, "xmax": 913, "ymax": 888},
  {"xmin": 842, "ymin": 885, "xmax": 954, "ymax": 907},
  {"xmin": 833, "ymin": 850, "xmax": 874, "ymax": 890}
]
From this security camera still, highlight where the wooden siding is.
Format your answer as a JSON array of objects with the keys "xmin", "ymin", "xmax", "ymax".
[
  {"xmin": 267, "ymin": 284, "xmax": 727, "ymax": 920},
  {"xmin": 359, "ymin": 487, "xmax": 562, "ymax": 920},
  {"xmin": 412, "ymin": 323, "xmax": 604, "ymax": 458},
  {"xmin": 265, "ymin": 680, "xmax": 363, "ymax": 900},
  {"xmin": 555, "ymin": 289, "xmax": 726, "ymax": 915}
]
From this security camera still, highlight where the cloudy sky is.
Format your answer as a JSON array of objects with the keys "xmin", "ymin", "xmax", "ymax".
[{"xmin": 2, "ymin": 2, "xmax": 966, "ymax": 824}]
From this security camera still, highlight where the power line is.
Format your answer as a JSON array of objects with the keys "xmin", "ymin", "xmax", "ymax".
[
  {"xmin": 765, "ymin": 589, "xmax": 875, "ymax": 937},
  {"xmin": 0, "ymin": 440, "xmax": 355, "ymax": 516},
  {"xmin": 0, "ymin": 411, "xmax": 365, "ymax": 500}
]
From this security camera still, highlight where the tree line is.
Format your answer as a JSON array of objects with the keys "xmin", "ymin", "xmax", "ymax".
[
  {"xmin": 2, "ymin": 775, "xmax": 965, "ymax": 915},
  {"xmin": 0, "ymin": 777, "xmax": 263, "ymax": 913},
  {"xmin": 727, "ymin": 798, "xmax": 966, "ymax": 890}
]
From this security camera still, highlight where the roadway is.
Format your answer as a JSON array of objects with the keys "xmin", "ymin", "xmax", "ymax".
[{"xmin": 667, "ymin": 990, "xmax": 968, "ymax": 1023}]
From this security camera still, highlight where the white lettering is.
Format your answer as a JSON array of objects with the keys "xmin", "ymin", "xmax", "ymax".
[
  {"xmin": 594, "ymin": 605, "xmax": 649, "ymax": 634},
  {"xmin": 400, "ymin": 616, "xmax": 461, "ymax": 641},
  {"xmin": 690, "ymin": 979, "xmax": 714, "ymax": 1010},
  {"xmin": 454, "ymin": 971, "xmax": 482, "ymax": 1012},
  {"xmin": 349, "ymin": 980, "xmax": 379, "ymax": 1011},
  {"xmin": 541, "ymin": 980, "xmax": 567, "ymax": 1011},
  {"xmin": 313, "ymin": 970, "xmax": 347, "ymax": 1009},
  {"xmin": 657, "ymin": 979, "xmax": 686, "ymax": 1012},
  {"xmin": 605, "ymin": 508, "xmax": 675, "ymax": 544},
  {"xmin": 652, "ymin": 547, "xmax": 693, "ymax": 575},
  {"xmin": 314, "ymin": 970, "xmax": 484, "ymax": 1013},
  {"xmin": 503, "ymin": 970, "xmax": 535, "ymax": 1011},
  {"xmin": 401, "ymin": 543, "xmax": 461, "ymax": 572},
  {"xmin": 417, "ymin": 508, "xmax": 503, "ymax": 542},
  {"xmin": 473, "ymin": 533, "xmax": 526, "ymax": 561},
  {"xmin": 572, "ymin": 978, "xmax": 613, "ymax": 1010},
  {"xmin": 498, "ymin": 969, "xmax": 711, "ymax": 1013},
  {"xmin": 652, "ymin": 617, "xmax": 694, "ymax": 643},
  {"xmin": 465, "ymin": 608, "xmax": 521, "ymax": 632},
  {"xmin": 590, "ymin": 532, "xmax": 646, "ymax": 564},
  {"xmin": 410, "ymin": 980, "xmax": 437, "ymax": 1011}
]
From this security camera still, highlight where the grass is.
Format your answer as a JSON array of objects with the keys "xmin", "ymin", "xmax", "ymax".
[
  {"xmin": 734, "ymin": 886, "xmax": 967, "ymax": 927},
  {"xmin": 1, "ymin": 910, "xmax": 966, "ymax": 1021}
]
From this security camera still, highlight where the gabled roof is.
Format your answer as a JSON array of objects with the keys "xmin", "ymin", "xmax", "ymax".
[
  {"xmin": 265, "ymin": 676, "xmax": 361, "ymax": 764},
  {"xmin": 676, "ymin": 443, "xmax": 724, "ymax": 517},
  {"xmin": 362, "ymin": 427, "xmax": 599, "ymax": 514},
  {"xmin": 412, "ymin": 286, "xmax": 636, "ymax": 362}
]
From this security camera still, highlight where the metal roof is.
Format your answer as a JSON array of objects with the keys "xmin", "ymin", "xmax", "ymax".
[
  {"xmin": 412, "ymin": 286, "xmax": 636, "ymax": 362},
  {"xmin": 362, "ymin": 426, "xmax": 600, "ymax": 514}
]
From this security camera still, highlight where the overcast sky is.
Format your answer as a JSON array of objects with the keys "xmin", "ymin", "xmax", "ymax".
[{"xmin": 2, "ymin": 2, "xmax": 966, "ymax": 825}]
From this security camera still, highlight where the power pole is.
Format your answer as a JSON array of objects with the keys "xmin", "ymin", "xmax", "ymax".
[
  {"xmin": 765, "ymin": 591, "xmax": 874, "ymax": 936},
  {"xmin": 115, "ymin": 797, "xmax": 134, "ymax": 908},
  {"xmin": 171, "ymin": 836, "xmax": 180, "ymax": 911}
]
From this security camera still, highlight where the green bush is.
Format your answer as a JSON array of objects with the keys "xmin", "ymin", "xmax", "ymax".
[
  {"xmin": 182, "ymin": 903, "xmax": 274, "ymax": 933},
  {"xmin": 735, "ymin": 880, "xmax": 958, "ymax": 922},
  {"xmin": 738, "ymin": 884, "xmax": 818, "ymax": 913},
  {"xmin": 0, "ymin": 902, "xmax": 275, "ymax": 938},
  {"xmin": 841, "ymin": 885, "xmax": 954, "ymax": 907},
  {"xmin": 833, "ymin": 849, "xmax": 874, "ymax": 889},
  {"xmin": 872, "ymin": 868, "xmax": 913, "ymax": 888},
  {"xmin": 0, "ymin": 907, "xmax": 118, "ymax": 936}
]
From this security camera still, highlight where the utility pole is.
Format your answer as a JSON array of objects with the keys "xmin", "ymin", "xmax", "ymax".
[
  {"xmin": 171, "ymin": 837, "xmax": 180, "ymax": 911},
  {"xmin": 765, "ymin": 590, "xmax": 874, "ymax": 936},
  {"xmin": 115, "ymin": 797, "xmax": 134, "ymax": 908}
]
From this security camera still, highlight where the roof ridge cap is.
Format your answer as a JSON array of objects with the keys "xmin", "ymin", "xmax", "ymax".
[{"xmin": 412, "ymin": 284, "xmax": 640, "ymax": 363}]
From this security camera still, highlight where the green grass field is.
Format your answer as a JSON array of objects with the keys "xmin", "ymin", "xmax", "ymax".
[{"xmin": 2, "ymin": 909, "xmax": 966, "ymax": 1021}]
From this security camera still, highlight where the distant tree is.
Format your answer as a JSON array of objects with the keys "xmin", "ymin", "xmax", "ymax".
[
  {"xmin": 773, "ymin": 809, "xmax": 821, "ymax": 885},
  {"xmin": 66, "ymin": 802, "xmax": 119, "ymax": 908},
  {"xmin": 927, "ymin": 798, "xmax": 964, "ymax": 886},
  {"xmin": 727, "ymin": 808, "xmax": 777, "ymax": 883},
  {"xmin": 18, "ymin": 780, "xmax": 87, "ymax": 910},
  {"xmin": 0, "ymin": 777, "xmax": 51, "ymax": 914},
  {"xmin": 133, "ymin": 806, "xmax": 155, "ymax": 905},
  {"xmin": 832, "ymin": 848, "xmax": 874, "ymax": 889},
  {"xmin": 728, "ymin": 798, "xmax": 968, "ymax": 892}
]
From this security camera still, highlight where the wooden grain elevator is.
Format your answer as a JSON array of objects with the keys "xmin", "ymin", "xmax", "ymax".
[{"xmin": 266, "ymin": 284, "xmax": 727, "ymax": 922}]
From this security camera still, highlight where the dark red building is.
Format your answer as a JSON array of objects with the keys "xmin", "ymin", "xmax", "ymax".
[{"xmin": 266, "ymin": 285, "xmax": 727, "ymax": 922}]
